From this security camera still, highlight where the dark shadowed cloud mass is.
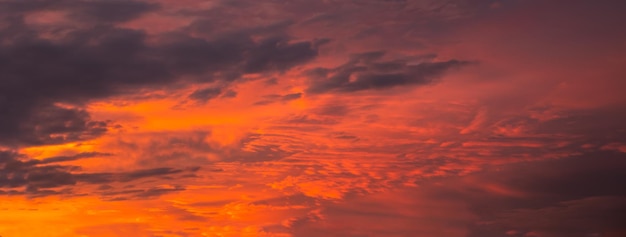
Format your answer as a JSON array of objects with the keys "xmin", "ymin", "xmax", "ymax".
[{"xmin": 1, "ymin": 0, "xmax": 626, "ymax": 236}]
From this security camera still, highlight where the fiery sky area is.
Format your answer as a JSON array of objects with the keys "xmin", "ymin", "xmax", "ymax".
[{"xmin": 1, "ymin": 0, "xmax": 626, "ymax": 236}]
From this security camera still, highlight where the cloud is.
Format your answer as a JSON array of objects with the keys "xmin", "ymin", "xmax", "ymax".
[
  {"xmin": 306, "ymin": 52, "xmax": 471, "ymax": 93},
  {"xmin": 243, "ymin": 36, "xmax": 319, "ymax": 73},
  {"xmin": 0, "ymin": 105, "xmax": 109, "ymax": 146},
  {"xmin": 254, "ymin": 92, "xmax": 302, "ymax": 106},
  {"xmin": 0, "ymin": 0, "xmax": 625, "ymax": 236},
  {"xmin": 188, "ymin": 87, "xmax": 223, "ymax": 103},
  {"xmin": 0, "ymin": 0, "xmax": 158, "ymax": 23},
  {"xmin": 288, "ymin": 187, "xmax": 473, "ymax": 237},
  {"xmin": 277, "ymin": 150, "xmax": 626, "ymax": 237},
  {"xmin": 430, "ymin": 151, "xmax": 626, "ymax": 237},
  {"xmin": 0, "ymin": 150, "xmax": 199, "ymax": 198},
  {"xmin": 222, "ymin": 133, "xmax": 295, "ymax": 162},
  {"xmin": 221, "ymin": 89, "xmax": 238, "ymax": 98},
  {"xmin": 38, "ymin": 152, "xmax": 112, "ymax": 164},
  {"xmin": 101, "ymin": 185, "xmax": 186, "ymax": 201},
  {"xmin": 75, "ymin": 167, "xmax": 202, "ymax": 185},
  {"xmin": 310, "ymin": 104, "xmax": 350, "ymax": 116},
  {"xmin": 0, "ymin": 7, "xmax": 322, "ymax": 147},
  {"xmin": 490, "ymin": 196, "xmax": 626, "ymax": 237}
]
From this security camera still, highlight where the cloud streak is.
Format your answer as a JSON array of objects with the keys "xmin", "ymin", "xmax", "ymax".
[{"xmin": 306, "ymin": 52, "xmax": 471, "ymax": 93}]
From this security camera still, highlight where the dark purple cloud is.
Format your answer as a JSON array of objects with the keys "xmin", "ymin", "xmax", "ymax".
[
  {"xmin": 306, "ymin": 52, "xmax": 471, "ymax": 93},
  {"xmin": 0, "ymin": 1, "xmax": 322, "ymax": 147},
  {"xmin": 0, "ymin": 150, "xmax": 199, "ymax": 199}
]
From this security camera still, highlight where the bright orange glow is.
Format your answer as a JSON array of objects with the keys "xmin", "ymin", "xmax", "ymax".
[{"xmin": 2, "ymin": 1, "xmax": 626, "ymax": 236}]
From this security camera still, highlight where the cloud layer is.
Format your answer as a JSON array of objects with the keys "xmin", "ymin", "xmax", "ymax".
[{"xmin": 1, "ymin": 0, "xmax": 626, "ymax": 236}]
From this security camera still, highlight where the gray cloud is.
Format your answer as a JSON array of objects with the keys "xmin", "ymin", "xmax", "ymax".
[
  {"xmin": 0, "ymin": 105, "xmax": 109, "ymax": 146},
  {"xmin": 188, "ymin": 87, "xmax": 223, "ymax": 103},
  {"xmin": 243, "ymin": 36, "xmax": 319, "ymax": 73},
  {"xmin": 0, "ymin": 0, "xmax": 158, "ymax": 23},
  {"xmin": 435, "ymin": 151, "xmax": 626, "ymax": 237},
  {"xmin": 306, "ymin": 52, "xmax": 471, "ymax": 93},
  {"xmin": 0, "ymin": 150, "xmax": 199, "ymax": 198},
  {"xmin": 100, "ymin": 185, "xmax": 186, "ymax": 201},
  {"xmin": 254, "ymin": 92, "xmax": 303, "ymax": 106},
  {"xmin": 38, "ymin": 152, "xmax": 112, "ymax": 164},
  {"xmin": 0, "ymin": 4, "xmax": 321, "ymax": 147}
]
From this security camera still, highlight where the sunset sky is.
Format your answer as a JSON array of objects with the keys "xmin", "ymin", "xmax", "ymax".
[{"xmin": 1, "ymin": 0, "xmax": 626, "ymax": 236}]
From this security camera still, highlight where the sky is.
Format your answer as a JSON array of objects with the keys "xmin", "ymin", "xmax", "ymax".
[{"xmin": 1, "ymin": 0, "xmax": 626, "ymax": 236}]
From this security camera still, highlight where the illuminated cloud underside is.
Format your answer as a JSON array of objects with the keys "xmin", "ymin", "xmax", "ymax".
[{"xmin": 1, "ymin": 0, "xmax": 626, "ymax": 236}]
